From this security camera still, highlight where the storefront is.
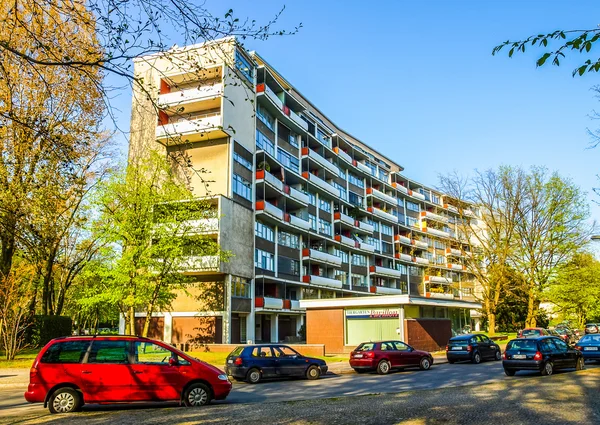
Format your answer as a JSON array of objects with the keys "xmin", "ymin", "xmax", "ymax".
[{"xmin": 300, "ymin": 294, "xmax": 482, "ymax": 354}]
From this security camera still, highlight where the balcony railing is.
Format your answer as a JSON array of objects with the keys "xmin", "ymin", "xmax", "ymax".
[
  {"xmin": 255, "ymin": 296, "xmax": 284, "ymax": 309},
  {"xmin": 262, "ymin": 84, "xmax": 284, "ymax": 109},
  {"xmin": 447, "ymin": 263, "xmax": 465, "ymax": 270},
  {"xmin": 184, "ymin": 218, "xmax": 219, "ymax": 233},
  {"xmin": 369, "ymin": 265, "xmax": 404, "ymax": 279},
  {"xmin": 302, "ymin": 172, "xmax": 339, "ymax": 198},
  {"xmin": 359, "ymin": 241, "xmax": 375, "ymax": 253},
  {"xmin": 335, "ymin": 234, "xmax": 356, "ymax": 248},
  {"xmin": 367, "ymin": 188, "xmax": 397, "ymax": 205},
  {"xmin": 421, "ymin": 211, "xmax": 449, "ymax": 223},
  {"xmin": 425, "ymin": 275, "xmax": 452, "ymax": 284},
  {"xmin": 288, "ymin": 187, "xmax": 310, "ymax": 204},
  {"xmin": 157, "ymin": 83, "xmax": 223, "ymax": 108},
  {"xmin": 256, "ymin": 169, "xmax": 284, "ymax": 191},
  {"xmin": 411, "ymin": 239, "xmax": 429, "ymax": 249},
  {"xmin": 414, "ymin": 256, "xmax": 430, "ymax": 265},
  {"xmin": 156, "ymin": 113, "xmax": 222, "ymax": 139},
  {"xmin": 408, "ymin": 190, "xmax": 426, "ymax": 201},
  {"xmin": 358, "ymin": 221, "xmax": 375, "ymax": 233},
  {"xmin": 289, "ymin": 109, "xmax": 309, "ymax": 131},
  {"xmin": 256, "ymin": 201, "xmax": 284, "ymax": 220},
  {"xmin": 368, "ymin": 207, "xmax": 398, "ymax": 223},
  {"xmin": 302, "ymin": 148, "xmax": 339, "ymax": 175},
  {"xmin": 302, "ymin": 248, "xmax": 342, "ymax": 266},
  {"xmin": 424, "ymin": 227, "xmax": 450, "ymax": 238},
  {"xmin": 356, "ymin": 161, "xmax": 373, "ymax": 175},
  {"xmin": 425, "ymin": 292, "xmax": 454, "ymax": 300},
  {"xmin": 444, "ymin": 204, "xmax": 459, "ymax": 213},
  {"xmin": 395, "ymin": 235, "xmax": 411, "ymax": 245},
  {"xmin": 333, "ymin": 147, "xmax": 352, "ymax": 163},
  {"xmin": 334, "ymin": 212, "xmax": 356, "ymax": 227},
  {"xmin": 287, "ymin": 214, "xmax": 310, "ymax": 231},
  {"xmin": 302, "ymin": 274, "xmax": 343, "ymax": 289},
  {"xmin": 392, "ymin": 182, "xmax": 409, "ymax": 195},
  {"xmin": 395, "ymin": 253, "xmax": 413, "ymax": 263},
  {"xmin": 179, "ymin": 255, "xmax": 220, "ymax": 273},
  {"xmin": 290, "ymin": 300, "xmax": 303, "ymax": 310},
  {"xmin": 445, "ymin": 248, "xmax": 462, "ymax": 257},
  {"xmin": 370, "ymin": 285, "xmax": 404, "ymax": 295}
]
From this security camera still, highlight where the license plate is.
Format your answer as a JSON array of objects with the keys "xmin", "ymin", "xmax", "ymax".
[
  {"xmin": 513, "ymin": 354, "xmax": 526, "ymax": 359},
  {"xmin": 227, "ymin": 359, "xmax": 233, "ymax": 364},
  {"xmin": 353, "ymin": 354, "xmax": 363, "ymax": 358},
  {"xmin": 584, "ymin": 347, "xmax": 598, "ymax": 351},
  {"xmin": 451, "ymin": 346, "xmax": 462, "ymax": 351}
]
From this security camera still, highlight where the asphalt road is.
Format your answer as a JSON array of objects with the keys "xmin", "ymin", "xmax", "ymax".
[{"xmin": 1, "ymin": 360, "xmax": 598, "ymax": 423}]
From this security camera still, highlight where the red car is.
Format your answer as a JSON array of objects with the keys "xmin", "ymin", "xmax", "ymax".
[
  {"xmin": 518, "ymin": 328, "xmax": 550, "ymax": 338},
  {"xmin": 24, "ymin": 336, "xmax": 232, "ymax": 413},
  {"xmin": 349, "ymin": 340, "xmax": 433, "ymax": 374}
]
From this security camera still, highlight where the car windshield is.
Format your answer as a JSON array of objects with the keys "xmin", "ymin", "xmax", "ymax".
[
  {"xmin": 355, "ymin": 343, "xmax": 375, "ymax": 351},
  {"xmin": 521, "ymin": 329, "xmax": 540, "ymax": 337},
  {"xmin": 580, "ymin": 335, "xmax": 600, "ymax": 344},
  {"xmin": 586, "ymin": 325, "xmax": 597, "ymax": 329},
  {"xmin": 507, "ymin": 339, "xmax": 538, "ymax": 351}
]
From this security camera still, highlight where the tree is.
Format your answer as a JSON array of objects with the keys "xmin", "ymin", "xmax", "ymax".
[
  {"xmin": 439, "ymin": 167, "xmax": 525, "ymax": 334},
  {"xmin": 513, "ymin": 167, "xmax": 591, "ymax": 327},
  {"xmin": 88, "ymin": 152, "xmax": 229, "ymax": 336},
  {"xmin": 546, "ymin": 252, "xmax": 600, "ymax": 328}
]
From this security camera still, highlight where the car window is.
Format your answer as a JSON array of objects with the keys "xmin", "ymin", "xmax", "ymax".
[
  {"xmin": 251, "ymin": 347, "xmax": 273, "ymax": 358},
  {"xmin": 552, "ymin": 338, "xmax": 568, "ymax": 352},
  {"xmin": 393, "ymin": 342, "xmax": 410, "ymax": 351},
  {"xmin": 274, "ymin": 346, "xmax": 299, "ymax": 357},
  {"xmin": 522, "ymin": 329, "xmax": 540, "ymax": 337},
  {"xmin": 469, "ymin": 337, "xmax": 477, "ymax": 344},
  {"xmin": 88, "ymin": 340, "xmax": 129, "ymax": 364},
  {"xmin": 381, "ymin": 342, "xmax": 395, "ymax": 351},
  {"xmin": 134, "ymin": 341, "xmax": 175, "ymax": 365},
  {"xmin": 539, "ymin": 339, "xmax": 555, "ymax": 352},
  {"xmin": 581, "ymin": 335, "xmax": 600, "ymax": 343},
  {"xmin": 230, "ymin": 346, "xmax": 244, "ymax": 357},
  {"xmin": 41, "ymin": 340, "xmax": 91, "ymax": 364},
  {"xmin": 507, "ymin": 339, "xmax": 538, "ymax": 351},
  {"xmin": 355, "ymin": 343, "xmax": 375, "ymax": 351},
  {"xmin": 478, "ymin": 335, "xmax": 490, "ymax": 343}
]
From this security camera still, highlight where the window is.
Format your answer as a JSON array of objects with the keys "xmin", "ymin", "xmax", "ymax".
[
  {"xmin": 395, "ymin": 264, "xmax": 408, "ymax": 275},
  {"xmin": 365, "ymin": 161, "xmax": 377, "ymax": 176},
  {"xmin": 348, "ymin": 172, "xmax": 364, "ymax": 188},
  {"xmin": 307, "ymin": 192, "xmax": 317, "ymax": 206},
  {"xmin": 351, "ymin": 274, "xmax": 367, "ymax": 287},
  {"xmin": 352, "ymin": 254, "xmax": 367, "ymax": 267},
  {"xmin": 381, "ymin": 224, "xmax": 393, "ymax": 236},
  {"xmin": 233, "ymin": 152, "xmax": 252, "ymax": 170},
  {"xmin": 41, "ymin": 341, "xmax": 90, "ymax": 364},
  {"xmin": 288, "ymin": 131, "xmax": 299, "ymax": 148},
  {"xmin": 334, "ymin": 270, "xmax": 348, "ymax": 285},
  {"xmin": 378, "ymin": 169, "xmax": 388, "ymax": 182},
  {"xmin": 436, "ymin": 255, "xmax": 445, "ymax": 265},
  {"xmin": 232, "ymin": 277, "xmax": 251, "ymax": 298},
  {"xmin": 349, "ymin": 191, "xmax": 363, "ymax": 207},
  {"xmin": 256, "ymin": 129, "xmax": 275, "ymax": 155},
  {"xmin": 431, "ymin": 193, "xmax": 440, "ymax": 205},
  {"xmin": 318, "ymin": 219, "xmax": 332, "ymax": 236},
  {"xmin": 277, "ymin": 148, "xmax": 299, "ymax": 173},
  {"xmin": 134, "ymin": 342, "xmax": 176, "ymax": 365},
  {"xmin": 278, "ymin": 231, "xmax": 300, "ymax": 249},
  {"xmin": 274, "ymin": 346, "xmax": 300, "ymax": 357},
  {"xmin": 334, "ymin": 249, "xmax": 349, "ymax": 263},
  {"xmin": 382, "ymin": 242, "xmax": 393, "ymax": 255},
  {"xmin": 393, "ymin": 341, "xmax": 410, "ymax": 351},
  {"xmin": 406, "ymin": 201, "xmax": 420, "ymax": 212},
  {"xmin": 235, "ymin": 50, "xmax": 254, "ymax": 82},
  {"xmin": 434, "ymin": 240, "xmax": 446, "ymax": 250},
  {"xmin": 409, "ymin": 266, "xmax": 421, "ymax": 276},
  {"xmin": 308, "ymin": 214, "xmax": 317, "ymax": 231},
  {"xmin": 316, "ymin": 129, "xmax": 330, "ymax": 147},
  {"xmin": 88, "ymin": 340, "xmax": 129, "ymax": 364},
  {"xmin": 255, "ymin": 221, "xmax": 274, "ymax": 242},
  {"xmin": 338, "ymin": 168, "xmax": 346, "ymax": 180},
  {"xmin": 233, "ymin": 174, "xmax": 252, "ymax": 201},
  {"xmin": 251, "ymin": 347, "xmax": 273, "ymax": 357},
  {"xmin": 256, "ymin": 104, "xmax": 274, "ymax": 131},
  {"xmin": 367, "ymin": 237, "xmax": 380, "ymax": 252},
  {"xmin": 407, "ymin": 216, "xmax": 418, "ymax": 227},
  {"xmin": 255, "ymin": 249, "xmax": 274, "ymax": 271},
  {"xmin": 331, "ymin": 181, "xmax": 347, "ymax": 200},
  {"xmin": 278, "ymin": 256, "xmax": 300, "ymax": 276},
  {"xmin": 319, "ymin": 198, "xmax": 331, "ymax": 213},
  {"xmin": 396, "ymin": 213, "xmax": 406, "ymax": 225}
]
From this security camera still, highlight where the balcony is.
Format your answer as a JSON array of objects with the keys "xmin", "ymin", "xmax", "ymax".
[
  {"xmin": 395, "ymin": 253, "xmax": 413, "ymax": 263},
  {"xmin": 288, "ymin": 109, "xmax": 309, "ymax": 131},
  {"xmin": 355, "ymin": 161, "xmax": 373, "ymax": 175},
  {"xmin": 370, "ymin": 285, "xmax": 404, "ymax": 295},
  {"xmin": 425, "ymin": 275, "xmax": 452, "ymax": 284},
  {"xmin": 444, "ymin": 204, "xmax": 459, "ymax": 214},
  {"xmin": 302, "ymin": 274, "xmax": 343, "ymax": 289},
  {"xmin": 424, "ymin": 227, "xmax": 450, "ymax": 238},
  {"xmin": 333, "ymin": 147, "xmax": 352, "ymax": 164},
  {"xmin": 425, "ymin": 292, "xmax": 454, "ymax": 300},
  {"xmin": 157, "ymin": 83, "xmax": 223, "ymax": 108},
  {"xmin": 392, "ymin": 182, "xmax": 409, "ymax": 195},
  {"xmin": 302, "ymin": 248, "xmax": 342, "ymax": 266},
  {"xmin": 414, "ymin": 256, "xmax": 430, "ymax": 265},
  {"xmin": 358, "ymin": 221, "xmax": 375, "ymax": 233},
  {"xmin": 255, "ymin": 296, "xmax": 284, "ymax": 310},
  {"xmin": 367, "ymin": 188, "xmax": 397, "ymax": 205},
  {"xmin": 156, "ymin": 113, "xmax": 223, "ymax": 142},
  {"xmin": 184, "ymin": 218, "xmax": 219, "ymax": 234},
  {"xmin": 288, "ymin": 186, "xmax": 310, "ymax": 204},
  {"xmin": 287, "ymin": 214, "xmax": 310, "ymax": 231},
  {"xmin": 334, "ymin": 212, "xmax": 356, "ymax": 227},
  {"xmin": 395, "ymin": 235, "xmax": 411, "ymax": 245},
  {"xmin": 408, "ymin": 190, "xmax": 426, "ymax": 201},
  {"xmin": 368, "ymin": 207, "xmax": 398, "ymax": 223},
  {"xmin": 179, "ymin": 255, "xmax": 220, "ymax": 273},
  {"xmin": 359, "ymin": 241, "xmax": 375, "ymax": 253},
  {"xmin": 256, "ymin": 201, "xmax": 284, "ymax": 220},
  {"xmin": 290, "ymin": 300, "xmax": 303, "ymax": 310},
  {"xmin": 302, "ymin": 172, "xmax": 339, "ymax": 198},
  {"xmin": 445, "ymin": 247, "xmax": 462, "ymax": 257},
  {"xmin": 369, "ymin": 265, "xmax": 404, "ymax": 279},
  {"xmin": 261, "ymin": 84, "xmax": 284, "ymax": 109},
  {"xmin": 420, "ymin": 211, "xmax": 449, "ymax": 224},
  {"xmin": 335, "ymin": 234, "xmax": 357, "ymax": 248},
  {"xmin": 447, "ymin": 263, "xmax": 465, "ymax": 271},
  {"xmin": 256, "ymin": 170, "xmax": 284, "ymax": 192},
  {"xmin": 302, "ymin": 148, "xmax": 339, "ymax": 176},
  {"xmin": 411, "ymin": 239, "xmax": 429, "ymax": 249}
]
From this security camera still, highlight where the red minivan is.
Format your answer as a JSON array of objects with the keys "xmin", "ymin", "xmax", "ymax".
[{"xmin": 24, "ymin": 335, "xmax": 232, "ymax": 413}]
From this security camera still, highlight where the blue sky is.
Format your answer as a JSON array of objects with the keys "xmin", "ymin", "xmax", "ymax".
[{"xmin": 114, "ymin": 0, "xmax": 600, "ymax": 222}]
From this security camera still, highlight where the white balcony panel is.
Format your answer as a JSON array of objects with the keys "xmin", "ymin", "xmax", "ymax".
[
  {"xmin": 307, "ymin": 275, "xmax": 343, "ymax": 289},
  {"xmin": 371, "ymin": 207, "xmax": 398, "ymax": 223},
  {"xmin": 370, "ymin": 188, "xmax": 397, "ymax": 205},
  {"xmin": 336, "ymin": 149, "xmax": 352, "ymax": 163},
  {"xmin": 263, "ymin": 85, "xmax": 284, "ymax": 109},
  {"xmin": 336, "ymin": 212, "xmax": 355, "ymax": 226},
  {"xmin": 289, "ymin": 109, "xmax": 308, "ymax": 131},
  {"xmin": 445, "ymin": 204, "xmax": 459, "ymax": 213},
  {"xmin": 425, "ymin": 276, "xmax": 452, "ymax": 284},
  {"xmin": 289, "ymin": 215, "xmax": 310, "ymax": 230},
  {"xmin": 258, "ymin": 171, "xmax": 284, "ymax": 191},
  {"xmin": 464, "ymin": 209, "xmax": 475, "ymax": 217},
  {"xmin": 427, "ymin": 292, "xmax": 454, "ymax": 300},
  {"xmin": 289, "ymin": 187, "xmax": 310, "ymax": 204},
  {"xmin": 258, "ymin": 202, "xmax": 284, "ymax": 220},
  {"xmin": 185, "ymin": 218, "xmax": 219, "ymax": 233},
  {"xmin": 156, "ymin": 114, "xmax": 222, "ymax": 139},
  {"xmin": 394, "ymin": 184, "xmax": 408, "ymax": 195},
  {"xmin": 180, "ymin": 255, "xmax": 220, "ymax": 272},
  {"xmin": 356, "ymin": 162, "xmax": 373, "ymax": 175},
  {"xmin": 422, "ymin": 211, "xmax": 449, "ymax": 223},
  {"xmin": 372, "ymin": 266, "xmax": 404, "ymax": 279},
  {"xmin": 397, "ymin": 253, "xmax": 413, "ymax": 262},
  {"xmin": 303, "ymin": 249, "xmax": 342, "ymax": 266},
  {"xmin": 396, "ymin": 235, "xmax": 411, "ymax": 245},
  {"xmin": 446, "ymin": 248, "xmax": 462, "ymax": 257},
  {"xmin": 358, "ymin": 221, "xmax": 374, "ymax": 233},
  {"xmin": 306, "ymin": 173, "xmax": 339, "ymax": 197},
  {"xmin": 157, "ymin": 83, "xmax": 223, "ymax": 107},
  {"xmin": 414, "ymin": 257, "xmax": 430, "ymax": 265},
  {"xmin": 290, "ymin": 300, "xmax": 303, "ymax": 310},
  {"xmin": 263, "ymin": 297, "xmax": 284, "ymax": 309},
  {"xmin": 359, "ymin": 242, "xmax": 375, "ymax": 253},
  {"xmin": 336, "ymin": 234, "xmax": 356, "ymax": 247},
  {"xmin": 305, "ymin": 149, "xmax": 339, "ymax": 175},
  {"xmin": 412, "ymin": 240, "xmax": 429, "ymax": 249},
  {"xmin": 427, "ymin": 228, "xmax": 450, "ymax": 238},
  {"xmin": 375, "ymin": 286, "xmax": 404, "ymax": 295},
  {"xmin": 448, "ymin": 263, "xmax": 464, "ymax": 270},
  {"xmin": 410, "ymin": 191, "xmax": 426, "ymax": 201}
]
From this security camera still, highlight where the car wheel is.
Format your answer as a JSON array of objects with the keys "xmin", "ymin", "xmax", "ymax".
[
  {"xmin": 541, "ymin": 361, "xmax": 554, "ymax": 376},
  {"xmin": 471, "ymin": 352, "xmax": 481, "ymax": 364},
  {"xmin": 495, "ymin": 350, "xmax": 502, "ymax": 361},
  {"xmin": 377, "ymin": 360, "xmax": 391, "ymax": 375},
  {"xmin": 183, "ymin": 383, "xmax": 211, "ymax": 407},
  {"xmin": 576, "ymin": 357, "xmax": 585, "ymax": 371},
  {"xmin": 246, "ymin": 368, "xmax": 262, "ymax": 384},
  {"xmin": 48, "ymin": 388, "xmax": 82, "ymax": 414},
  {"xmin": 306, "ymin": 365, "xmax": 321, "ymax": 380},
  {"xmin": 447, "ymin": 359, "xmax": 455, "ymax": 364},
  {"xmin": 419, "ymin": 357, "xmax": 431, "ymax": 371},
  {"xmin": 504, "ymin": 369, "xmax": 516, "ymax": 376}
]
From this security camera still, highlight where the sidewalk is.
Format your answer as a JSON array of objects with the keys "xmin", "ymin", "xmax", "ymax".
[
  {"xmin": 327, "ymin": 353, "xmax": 449, "ymax": 375},
  {"xmin": 0, "ymin": 369, "xmax": 29, "ymax": 389}
]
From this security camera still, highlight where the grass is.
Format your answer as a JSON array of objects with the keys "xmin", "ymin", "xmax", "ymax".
[
  {"xmin": 186, "ymin": 351, "xmax": 348, "ymax": 367},
  {"xmin": 472, "ymin": 331, "xmax": 518, "ymax": 341},
  {"xmin": 0, "ymin": 349, "xmax": 40, "ymax": 369}
]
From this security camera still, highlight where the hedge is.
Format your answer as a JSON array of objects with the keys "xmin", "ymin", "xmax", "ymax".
[{"xmin": 28, "ymin": 315, "xmax": 73, "ymax": 347}]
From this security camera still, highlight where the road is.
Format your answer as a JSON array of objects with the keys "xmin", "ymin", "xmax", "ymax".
[{"xmin": 0, "ymin": 360, "xmax": 598, "ymax": 423}]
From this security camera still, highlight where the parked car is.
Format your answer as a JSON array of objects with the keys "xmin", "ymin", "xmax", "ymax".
[
  {"xmin": 225, "ymin": 344, "xmax": 327, "ymax": 383},
  {"xmin": 349, "ymin": 341, "xmax": 433, "ymax": 374},
  {"xmin": 518, "ymin": 328, "xmax": 550, "ymax": 338},
  {"xmin": 574, "ymin": 334, "xmax": 600, "ymax": 362},
  {"xmin": 502, "ymin": 336, "xmax": 584, "ymax": 376},
  {"xmin": 555, "ymin": 328, "xmax": 576, "ymax": 344},
  {"xmin": 585, "ymin": 323, "xmax": 599, "ymax": 334},
  {"xmin": 24, "ymin": 336, "xmax": 231, "ymax": 414},
  {"xmin": 446, "ymin": 334, "xmax": 502, "ymax": 364}
]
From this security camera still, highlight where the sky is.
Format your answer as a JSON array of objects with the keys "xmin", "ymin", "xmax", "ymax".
[{"xmin": 113, "ymin": 0, "xmax": 600, "ymax": 225}]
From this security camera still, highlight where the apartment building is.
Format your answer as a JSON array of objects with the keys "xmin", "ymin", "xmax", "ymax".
[{"xmin": 127, "ymin": 37, "xmax": 482, "ymax": 347}]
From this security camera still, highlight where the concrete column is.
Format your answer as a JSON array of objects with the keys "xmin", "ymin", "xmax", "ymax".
[
  {"xmin": 163, "ymin": 312, "xmax": 173, "ymax": 343},
  {"xmin": 296, "ymin": 314, "xmax": 304, "ymax": 339},
  {"xmin": 119, "ymin": 314, "xmax": 125, "ymax": 335},
  {"xmin": 222, "ymin": 275, "xmax": 232, "ymax": 344},
  {"xmin": 271, "ymin": 313, "xmax": 279, "ymax": 343},
  {"xmin": 398, "ymin": 305, "xmax": 406, "ymax": 342},
  {"xmin": 247, "ymin": 292, "xmax": 256, "ymax": 344}
]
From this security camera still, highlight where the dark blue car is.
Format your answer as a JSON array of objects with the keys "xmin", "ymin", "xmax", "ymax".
[
  {"xmin": 224, "ymin": 344, "xmax": 328, "ymax": 384},
  {"xmin": 575, "ymin": 334, "xmax": 600, "ymax": 362}
]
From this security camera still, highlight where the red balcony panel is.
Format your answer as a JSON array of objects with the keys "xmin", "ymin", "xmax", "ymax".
[
  {"xmin": 369, "ymin": 286, "xmax": 377, "ymax": 293},
  {"xmin": 301, "ymin": 147, "xmax": 309, "ymax": 156},
  {"xmin": 256, "ymin": 83, "xmax": 265, "ymax": 93},
  {"xmin": 366, "ymin": 187, "xmax": 373, "ymax": 194},
  {"xmin": 302, "ymin": 172, "xmax": 309, "ymax": 179},
  {"xmin": 256, "ymin": 200, "xmax": 265, "ymax": 210},
  {"xmin": 160, "ymin": 80, "xmax": 171, "ymax": 94},
  {"xmin": 283, "ymin": 105, "xmax": 290, "ymax": 116},
  {"xmin": 158, "ymin": 110, "xmax": 169, "ymax": 125},
  {"xmin": 302, "ymin": 275, "xmax": 311, "ymax": 283},
  {"xmin": 369, "ymin": 265, "xmax": 376, "ymax": 273},
  {"xmin": 334, "ymin": 212, "xmax": 341, "ymax": 220},
  {"xmin": 256, "ymin": 169, "xmax": 265, "ymax": 180},
  {"xmin": 255, "ymin": 297, "xmax": 265, "ymax": 308},
  {"xmin": 283, "ymin": 300, "xmax": 291, "ymax": 309}
]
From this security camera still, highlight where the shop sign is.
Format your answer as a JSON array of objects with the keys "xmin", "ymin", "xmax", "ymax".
[{"xmin": 346, "ymin": 309, "xmax": 399, "ymax": 319}]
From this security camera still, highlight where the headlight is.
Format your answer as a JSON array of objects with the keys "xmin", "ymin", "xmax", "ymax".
[{"xmin": 218, "ymin": 374, "xmax": 229, "ymax": 381}]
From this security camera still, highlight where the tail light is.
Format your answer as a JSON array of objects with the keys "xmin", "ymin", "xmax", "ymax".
[
  {"xmin": 364, "ymin": 351, "xmax": 375, "ymax": 358},
  {"xmin": 533, "ymin": 351, "xmax": 542, "ymax": 361},
  {"xmin": 29, "ymin": 367, "xmax": 39, "ymax": 384},
  {"xmin": 574, "ymin": 345, "xmax": 582, "ymax": 351},
  {"xmin": 234, "ymin": 357, "xmax": 243, "ymax": 365},
  {"xmin": 466, "ymin": 345, "xmax": 472, "ymax": 352},
  {"xmin": 502, "ymin": 352, "xmax": 507, "ymax": 360},
  {"xmin": 445, "ymin": 345, "xmax": 449, "ymax": 352}
]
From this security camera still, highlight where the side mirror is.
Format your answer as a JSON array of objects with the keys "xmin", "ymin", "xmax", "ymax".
[{"xmin": 169, "ymin": 357, "xmax": 178, "ymax": 366}]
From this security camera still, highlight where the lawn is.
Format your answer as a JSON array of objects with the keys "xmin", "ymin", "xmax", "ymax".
[
  {"xmin": 472, "ymin": 331, "xmax": 518, "ymax": 341},
  {"xmin": 0, "ymin": 349, "xmax": 40, "ymax": 368}
]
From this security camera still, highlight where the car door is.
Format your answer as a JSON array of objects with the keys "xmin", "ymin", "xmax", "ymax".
[
  {"xmin": 380, "ymin": 342, "xmax": 401, "ymax": 367},
  {"xmin": 394, "ymin": 341, "xmax": 419, "ymax": 366},
  {"xmin": 554, "ymin": 338, "xmax": 577, "ymax": 368},
  {"xmin": 478, "ymin": 335, "xmax": 494, "ymax": 359},
  {"xmin": 273, "ymin": 345, "xmax": 305, "ymax": 376},
  {"xmin": 81, "ymin": 339, "xmax": 133, "ymax": 402},
  {"xmin": 130, "ymin": 340, "xmax": 186, "ymax": 401},
  {"xmin": 549, "ymin": 338, "xmax": 567, "ymax": 369},
  {"xmin": 252, "ymin": 346, "xmax": 277, "ymax": 377}
]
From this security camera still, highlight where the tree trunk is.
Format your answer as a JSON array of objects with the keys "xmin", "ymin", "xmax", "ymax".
[
  {"xmin": 525, "ymin": 284, "xmax": 537, "ymax": 327},
  {"xmin": 128, "ymin": 306, "xmax": 136, "ymax": 335},
  {"xmin": 41, "ymin": 248, "xmax": 58, "ymax": 315},
  {"xmin": 488, "ymin": 313, "xmax": 496, "ymax": 336}
]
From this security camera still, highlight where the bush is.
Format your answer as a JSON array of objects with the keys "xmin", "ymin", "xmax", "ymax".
[{"xmin": 28, "ymin": 316, "xmax": 73, "ymax": 347}]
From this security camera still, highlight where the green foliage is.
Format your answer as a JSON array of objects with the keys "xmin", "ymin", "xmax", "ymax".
[{"xmin": 28, "ymin": 315, "xmax": 72, "ymax": 348}]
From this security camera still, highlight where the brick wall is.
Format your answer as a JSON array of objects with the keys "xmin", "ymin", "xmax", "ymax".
[
  {"xmin": 306, "ymin": 308, "xmax": 344, "ymax": 354},
  {"xmin": 405, "ymin": 318, "xmax": 451, "ymax": 352},
  {"xmin": 179, "ymin": 343, "xmax": 325, "ymax": 357}
]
